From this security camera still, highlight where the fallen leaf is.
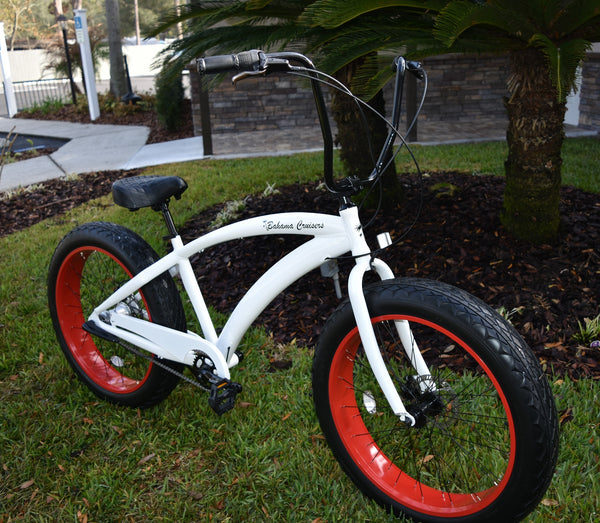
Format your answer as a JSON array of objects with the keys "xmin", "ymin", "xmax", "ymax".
[
  {"xmin": 417, "ymin": 455, "xmax": 434, "ymax": 466},
  {"xmin": 137, "ymin": 453, "xmax": 156, "ymax": 466},
  {"xmin": 559, "ymin": 407, "xmax": 573, "ymax": 426},
  {"xmin": 20, "ymin": 479, "xmax": 35, "ymax": 489},
  {"xmin": 541, "ymin": 498, "xmax": 559, "ymax": 507}
]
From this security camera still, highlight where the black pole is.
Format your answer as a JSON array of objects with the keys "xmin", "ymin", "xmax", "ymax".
[
  {"xmin": 199, "ymin": 76, "xmax": 213, "ymax": 155},
  {"xmin": 58, "ymin": 15, "xmax": 77, "ymax": 105},
  {"xmin": 121, "ymin": 55, "xmax": 141, "ymax": 104},
  {"xmin": 405, "ymin": 72, "xmax": 418, "ymax": 142}
]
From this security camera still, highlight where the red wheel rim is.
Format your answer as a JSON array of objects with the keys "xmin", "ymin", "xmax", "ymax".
[
  {"xmin": 328, "ymin": 314, "xmax": 516, "ymax": 517},
  {"xmin": 54, "ymin": 246, "xmax": 152, "ymax": 394}
]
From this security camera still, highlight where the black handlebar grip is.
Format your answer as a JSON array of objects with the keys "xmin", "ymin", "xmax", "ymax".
[{"xmin": 197, "ymin": 50, "xmax": 263, "ymax": 74}]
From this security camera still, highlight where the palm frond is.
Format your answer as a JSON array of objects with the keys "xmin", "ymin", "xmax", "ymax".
[
  {"xmin": 149, "ymin": 2, "xmax": 248, "ymax": 37},
  {"xmin": 529, "ymin": 33, "xmax": 592, "ymax": 101},
  {"xmin": 554, "ymin": 0, "xmax": 600, "ymax": 40},
  {"xmin": 301, "ymin": 0, "xmax": 446, "ymax": 29},
  {"xmin": 434, "ymin": 1, "xmax": 537, "ymax": 47}
]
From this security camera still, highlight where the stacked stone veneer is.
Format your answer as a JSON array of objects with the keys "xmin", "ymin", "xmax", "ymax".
[
  {"xmin": 580, "ymin": 53, "xmax": 600, "ymax": 130},
  {"xmin": 416, "ymin": 54, "xmax": 509, "ymax": 122},
  {"xmin": 188, "ymin": 72, "xmax": 328, "ymax": 134},
  {"xmin": 189, "ymin": 52, "xmax": 598, "ymax": 136}
]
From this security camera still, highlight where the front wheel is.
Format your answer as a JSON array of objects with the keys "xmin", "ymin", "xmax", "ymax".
[
  {"xmin": 48, "ymin": 222, "xmax": 187, "ymax": 408},
  {"xmin": 313, "ymin": 278, "xmax": 558, "ymax": 522}
]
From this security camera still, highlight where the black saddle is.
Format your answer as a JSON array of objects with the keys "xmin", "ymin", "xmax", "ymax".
[{"xmin": 112, "ymin": 175, "xmax": 188, "ymax": 211}]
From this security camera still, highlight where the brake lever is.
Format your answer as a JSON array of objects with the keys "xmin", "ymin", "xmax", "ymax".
[
  {"xmin": 232, "ymin": 69, "xmax": 267, "ymax": 85},
  {"xmin": 232, "ymin": 56, "xmax": 293, "ymax": 84}
]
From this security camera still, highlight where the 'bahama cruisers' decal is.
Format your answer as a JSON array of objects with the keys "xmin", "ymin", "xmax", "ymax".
[{"xmin": 263, "ymin": 219, "xmax": 325, "ymax": 232}]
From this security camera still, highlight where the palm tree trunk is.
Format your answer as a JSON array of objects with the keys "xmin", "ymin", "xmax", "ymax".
[
  {"xmin": 502, "ymin": 48, "xmax": 566, "ymax": 244},
  {"xmin": 105, "ymin": 0, "xmax": 127, "ymax": 98},
  {"xmin": 331, "ymin": 58, "xmax": 400, "ymax": 208}
]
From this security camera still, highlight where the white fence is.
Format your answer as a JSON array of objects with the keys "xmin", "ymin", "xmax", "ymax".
[
  {"xmin": 1, "ymin": 43, "xmax": 167, "ymax": 83},
  {"xmin": 0, "ymin": 43, "xmax": 178, "ymax": 115}
]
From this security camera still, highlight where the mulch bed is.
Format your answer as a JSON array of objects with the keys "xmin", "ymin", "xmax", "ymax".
[{"xmin": 179, "ymin": 174, "xmax": 600, "ymax": 381}]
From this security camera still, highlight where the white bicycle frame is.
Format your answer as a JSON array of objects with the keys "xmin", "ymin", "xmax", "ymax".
[{"xmin": 87, "ymin": 205, "xmax": 431, "ymax": 425}]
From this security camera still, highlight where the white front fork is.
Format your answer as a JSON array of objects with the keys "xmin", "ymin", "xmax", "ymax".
[{"xmin": 347, "ymin": 258, "xmax": 416, "ymax": 426}]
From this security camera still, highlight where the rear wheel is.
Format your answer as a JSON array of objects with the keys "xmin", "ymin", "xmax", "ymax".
[
  {"xmin": 313, "ymin": 278, "xmax": 558, "ymax": 522},
  {"xmin": 48, "ymin": 222, "xmax": 186, "ymax": 408}
]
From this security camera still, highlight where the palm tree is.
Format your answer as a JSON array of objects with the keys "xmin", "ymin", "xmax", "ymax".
[
  {"xmin": 301, "ymin": 0, "xmax": 600, "ymax": 243},
  {"xmin": 152, "ymin": 1, "xmax": 599, "ymax": 241}
]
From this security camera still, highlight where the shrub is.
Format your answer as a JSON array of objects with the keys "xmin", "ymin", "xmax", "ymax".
[{"xmin": 155, "ymin": 70, "xmax": 184, "ymax": 132}]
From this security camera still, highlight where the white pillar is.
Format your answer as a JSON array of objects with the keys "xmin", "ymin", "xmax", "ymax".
[
  {"xmin": 74, "ymin": 9, "xmax": 100, "ymax": 120},
  {"xmin": 0, "ymin": 23, "xmax": 18, "ymax": 117}
]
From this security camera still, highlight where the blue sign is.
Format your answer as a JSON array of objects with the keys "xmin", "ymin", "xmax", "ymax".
[{"xmin": 74, "ymin": 16, "xmax": 82, "ymax": 29}]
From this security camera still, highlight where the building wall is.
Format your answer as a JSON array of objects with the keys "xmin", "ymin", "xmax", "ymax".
[
  {"xmin": 188, "ymin": 71, "xmax": 325, "ymax": 135},
  {"xmin": 189, "ymin": 53, "xmax": 512, "ymax": 136},
  {"xmin": 579, "ymin": 53, "xmax": 600, "ymax": 130},
  {"xmin": 417, "ymin": 53, "xmax": 510, "ymax": 122}
]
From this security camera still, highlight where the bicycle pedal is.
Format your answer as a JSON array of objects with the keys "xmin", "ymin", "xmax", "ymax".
[{"xmin": 208, "ymin": 378, "xmax": 243, "ymax": 415}]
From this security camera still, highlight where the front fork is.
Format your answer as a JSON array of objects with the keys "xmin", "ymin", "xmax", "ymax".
[{"xmin": 347, "ymin": 255, "xmax": 432, "ymax": 426}]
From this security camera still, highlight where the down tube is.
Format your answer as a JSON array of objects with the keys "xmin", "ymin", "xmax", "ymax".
[{"xmin": 217, "ymin": 235, "xmax": 350, "ymax": 361}]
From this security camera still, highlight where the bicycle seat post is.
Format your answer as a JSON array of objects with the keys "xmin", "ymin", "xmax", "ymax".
[{"xmin": 157, "ymin": 201, "xmax": 178, "ymax": 239}]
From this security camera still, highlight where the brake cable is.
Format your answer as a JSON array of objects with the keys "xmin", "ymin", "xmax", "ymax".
[{"xmin": 288, "ymin": 65, "xmax": 429, "ymax": 261}]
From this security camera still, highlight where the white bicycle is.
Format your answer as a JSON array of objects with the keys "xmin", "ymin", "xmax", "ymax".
[{"xmin": 48, "ymin": 51, "xmax": 558, "ymax": 522}]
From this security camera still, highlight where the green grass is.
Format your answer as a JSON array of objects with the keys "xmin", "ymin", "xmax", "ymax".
[
  {"xmin": 397, "ymin": 136, "xmax": 600, "ymax": 192},
  {"xmin": 1, "ymin": 138, "xmax": 600, "ymax": 521}
]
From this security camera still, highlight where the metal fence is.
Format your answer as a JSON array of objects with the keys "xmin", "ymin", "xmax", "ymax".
[{"xmin": 6, "ymin": 78, "xmax": 74, "ymax": 111}]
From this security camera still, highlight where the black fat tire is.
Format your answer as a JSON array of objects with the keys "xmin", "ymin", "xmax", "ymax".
[
  {"xmin": 48, "ymin": 222, "xmax": 186, "ymax": 408},
  {"xmin": 313, "ymin": 277, "xmax": 558, "ymax": 522}
]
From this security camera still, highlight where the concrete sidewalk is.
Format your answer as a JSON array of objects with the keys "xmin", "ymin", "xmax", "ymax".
[{"xmin": 0, "ymin": 117, "xmax": 205, "ymax": 193}]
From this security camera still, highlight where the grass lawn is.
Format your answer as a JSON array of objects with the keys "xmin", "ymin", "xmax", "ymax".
[{"xmin": 1, "ymin": 138, "xmax": 599, "ymax": 521}]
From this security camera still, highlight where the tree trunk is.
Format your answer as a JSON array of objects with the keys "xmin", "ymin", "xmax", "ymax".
[
  {"xmin": 331, "ymin": 58, "xmax": 400, "ymax": 209},
  {"xmin": 53, "ymin": 0, "xmax": 63, "ymax": 41},
  {"xmin": 104, "ymin": 0, "xmax": 127, "ymax": 98},
  {"xmin": 502, "ymin": 48, "xmax": 566, "ymax": 244}
]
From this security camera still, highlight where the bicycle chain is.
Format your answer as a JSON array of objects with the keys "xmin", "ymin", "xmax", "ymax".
[{"xmin": 117, "ymin": 340, "xmax": 210, "ymax": 392}]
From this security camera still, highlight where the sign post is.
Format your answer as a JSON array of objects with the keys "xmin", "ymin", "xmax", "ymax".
[
  {"xmin": 0, "ymin": 23, "xmax": 18, "ymax": 117},
  {"xmin": 74, "ymin": 9, "xmax": 100, "ymax": 120}
]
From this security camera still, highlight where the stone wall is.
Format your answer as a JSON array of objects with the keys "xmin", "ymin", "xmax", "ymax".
[
  {"xmin": 189, "ymin": 52, "xmax": 599, "ymax": 136},
  {"xmin": 188, "ymin": 70, "xmax": 327, "ymax": 135},
  {"xmin": 579, "ymin": 53, "xmax": 600, "ymax": 130},
  {"xmin": 417, "ymin": 54, "xmax": 510, "ymax": 122}
]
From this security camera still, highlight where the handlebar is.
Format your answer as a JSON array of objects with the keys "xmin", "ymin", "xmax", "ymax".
[
  {"xmin": 196, "ymin": 50, "xmax": 265, "ymax": 74},
  {"xmin": 196, "ymin": 50, "xmax": 424, "ymax": 198}
]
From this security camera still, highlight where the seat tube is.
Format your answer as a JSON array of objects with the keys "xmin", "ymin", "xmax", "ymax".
[{"xmin": 170, "ymin": 235, "xmax": 219, "ymax": 345}]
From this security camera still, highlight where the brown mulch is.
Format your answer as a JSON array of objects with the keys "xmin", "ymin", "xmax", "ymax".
[
  {"xmin": 2, "ymin": 105, "xmax": 599, "ymax": 380},
  {"xmin": 178, "ymin": 175, "xmax": 600, "ymax": 380}
]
